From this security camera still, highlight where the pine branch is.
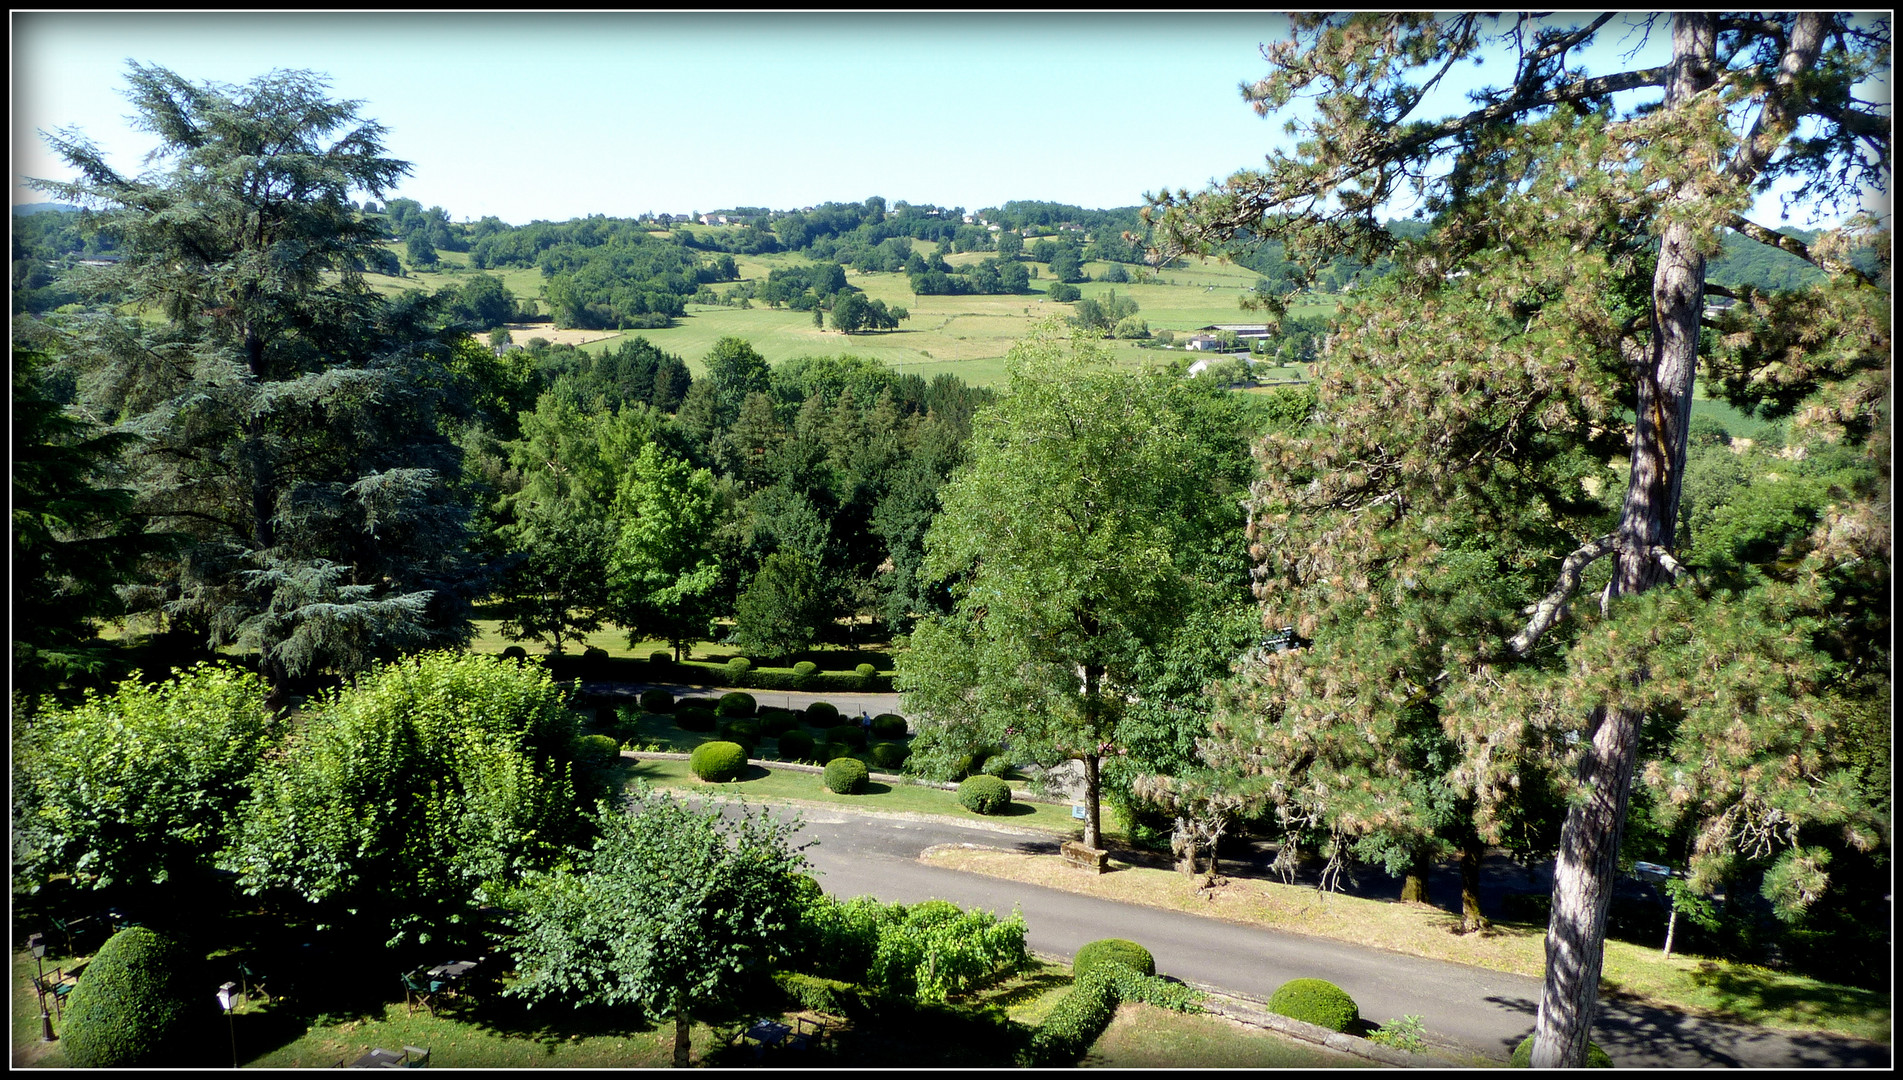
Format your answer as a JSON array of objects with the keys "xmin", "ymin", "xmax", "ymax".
[{"xmin": 1508, "ymin": 533, "xmax": 1619, "ymax": 657}]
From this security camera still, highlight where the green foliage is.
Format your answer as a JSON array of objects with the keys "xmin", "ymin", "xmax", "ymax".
[
  {"xmin": 581, "ymin": 646, "xmax": 610, "ymax": 674},
  {"xmin": 732, "ymin": 550, "xmax": 829, "ymax": 660},
  {"xmin": 227, "ymin": 651, "xmax": 582, "ymax": 949},
  {"xmin": 650, "ymin": 650, "xmax": 674, "ymax": 665},
  {"xmin": 1025, "ymin": 966, "xmax": 1119, "ymax": 1065},
  {"xmin": 792, "ymin": 660, "xmax": 820, "ymax": 677},
  {"xmin": 856, "ymin": 662, "xmax": 879, "ymax": 681},
  {"xmin": 13, "ymin": 663, "xmax": 277, "ymax": 893},
  {"xmin": 956, "ymin": 774, "xmax": 1012, "ymax": 815},
  {"xmin": 827, "ymin": 723, "xmax": 868, "ymax": 750},
  {"xmin": 640, "ymin": 688, "xmax": 675, "ymax": 713},
  {"xmin": 1513, "ymin": 1035, "xmax": 1613, "ymax": 1068},
  {"xmin": 607, "ymin": 443, "xmax": 724, "ymax": 662},
  {"xmin": 690, "ymin": 741, "xmax": 749, "ymax": 782},
  {"xmin": 871, "ymin": 713, "xmax": 908, "ymax": 739},
  {"xmin": 726, "ymin": 656, "xmax": 752, "ymax": 675},
  {"xmin": 1073, "ymin": 938, "xmax": 1155, "ymax": 979},
  {"xmin": 1267, "ymin": 978, "xmax": 1359, "ymax": 1032},
  {"xmin": 574, "ymin": 733, "xmax": 622, "ymax": 770},
  {"xmin": 805, "ymin": 701, "xmax": 840, "ymax": 725},
  {"xmin": 775, "ymin": 729, "xmax": 817, "ymax": 762},
  {"xmin": 504, "ymin": 785, "xmax": 808, "ymax": 1064},
  {"xmin": 501, "ymin": 645, "xmax": 529, "ymax": 662},
  {"xmin": 720, "ymin": 718, "xmax": 761, "ymax": 748},
  {"xmin": 758, "ymin": 710, "xmax": 799, "ymax": 737},
  {"xmin": 821, "ymin": 741, "xmax": 857, "ymax": 762},
  {"xmin": 869, "ymin": 741, "xmax": 911, "ymax": 769},
  {"xmin": 823, "ymin": 757, "xmax": 870, "ymax": 794},
  {"xmin": 772, "ymin": 971, "xmax": 865, "ymax": 1017},
  {"xmin": 58, "ymin": 927, "xmax": 209, "ymax": 1068},
  {"xmin": 789, "ymin": 893, "xmax": 1028, "ymax": 1005},
  {"xmin": 717, "ymin": 691, "xmax": 757, "ymax": 717},
  {"xmin": 675, "ymin": 706, "xmax": 717, "ymax": 732},
  {"xmin": 1366, "ymin": 1014, "xmax": 1427, "ymax": 1052}
]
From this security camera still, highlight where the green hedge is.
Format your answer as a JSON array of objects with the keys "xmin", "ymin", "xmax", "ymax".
[
  {"xmin": 1023, "ymin": 959, "xmax": 1202, "ymax": 1066},
  {"xmin": 1268, "ymin": 978, "xmax": 1359, "ymax": 1032},
  {"xmin": 792, "ymin": 661, "xmax": 819, "ymax": 677},
  {"xmin": 773, "ymin": 971, "xmax": 870, "ymax": 1018},
  {"xmin": 869, "ymin": 741, "xmax": 910, "ymax": 769},
  {"xmin": 663, "ymin": 662, "xmax": 894, "ymax": 693},
  {"xmin": 776, "ymin": 729, "xmax": 816, "ymax": 762},
  {"xmin": 956, "ymin": 775, "xmax": 1012, "ymax": 815},
  {"xmin": 717, "ymin": 691, "xmax": 757, "ymax": 717},
  {"xmin": 1512, "ymin": 1035, "xmax": 1614, "ymax": 1068},
  {"xmin": 870, "ymin": 713, "xmax": 908, "ymax": 739},
  {"xmin": 59, "ymin": 927, "xmax": 206, "ymax": 1067},
  {"xmin": 690, "ymin": 741, "xmax": 749, "ymax": 782},
  {"xmin": 1073, "ymin": 938, "xmax": 1154, "ymax": 979},
  {"xmin": 824, "ymin": 757, "xmax": 869, "ymax": 794}
]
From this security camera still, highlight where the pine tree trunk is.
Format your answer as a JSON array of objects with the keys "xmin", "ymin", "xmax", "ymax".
[
  {"xmin": 1081, "ymin": 662, "xmax": 1105, "ymax": 852},
  {"xmin": 673, "ymin": 1011, "xmax": 691, "ymax": 1068},
  {"xmin": 1531, "ymin": 13, "xmax": 1716, "ymax": 1068},
  {"xmin": 1401, "ymin": 847, "xmax": 1433, "ymax": 905},
  {"xmin": 1459, "ymin": 841, "xmax": 1489, "ymax": 933}
]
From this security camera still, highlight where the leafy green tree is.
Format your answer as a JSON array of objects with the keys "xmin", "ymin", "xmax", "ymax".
[
  {"xmin": 227, "ymin": 651, "xmax": 585, "ymax": 950},
  {"xmin": 12, "ymin": 663, "xmax": 279, "ymax": 897},
  {"xmin": 995, "ymin": 230, "xmax": 1024, "ymax": 259},
  {"xmin": 505, "ymin": 784, "xmax": 809, "ymax": 1068},
  {"xmin": 495, "ymin": 497, "xmax": 614, "ymax": 654},
  {"xmin": 30, "ymin": 64, "xmax": 478, "ymax": 705},
  {"xmin": 405, "ymin": 229, "xmax": 438, "ymax": 268},
  {"xmin": 608, "ymin": 444, "xmax": 724, "ymax": 661},
  {"xmin": 731, "ymin": 550, "xmax": 829, "ymax": 661},
  {"xmin": 1146, "ymin": 13, "xmax": 1890, "ymax": 1065},
  {"xmin": 1048, "ymin": 245, "xmax": 1085, "ymax": 283},
  {"xmin": 899, "ymin": 324, "xmax": 1251, "ymax": 849},
  {"xmin": 704, "ymin": 336, "xmax": 771, "ymax": 423}
]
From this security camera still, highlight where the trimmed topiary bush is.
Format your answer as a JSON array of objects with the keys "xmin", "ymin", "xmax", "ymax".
[
  {"xmin": 869, "ymin": 741, "xmax": 910, "ymax": 769},
  {"xmin": 726, "ymin": 656, "xmax": 753, "ymax": 677},
  {"xmin": 855, "ymin": 662, "xmax": 878, "ymax": 683},
  {"xmin": 758, "ymin": 709, "xmax": 798, "ymax": 736},
  {"xmin": 1512, "ymin": 1035, "xmax": 1614, "ymax": 1068},
  {"xmin": 827, "ymin": 723, "xmax": 867, "ymax": 750},
  {"xmin": 59, "ymin": 927, "xmax": 208, "ymax": 1067},
  {"xmin": 776, "ymin": 729, "xmax": 816, "ymax": 762},
  {"xmin": 792, "ymin": 660, "xmax": 820, "ymax": 677},
  {"xmin": 721, "ymin": 719, "xmax": 761, "ymax": 748},
  {"xmin": 824, "ymin": 756, "xmax": 869, "ymax": 794},
  {"xmin": 639, "ymin": 688, "xmax": 674, "ymax": 713},
  {"xmin": 690, "ymin": 741, "xmax": 749, "ymax": 782},
  {"xmin": 581, "ymin": 646, "xmax": 610, "ymax": 674},
  {"xmin": 675, "ymin": 706, "xmax": 717, "ymax": 732},
  {"xmin": 954, "ymin": 746, "xmax": 998, "ymax": 779},
  {"xmin": 717, "ymin": 691, "xmax": 756, "ymax": 717},
  {"xmin": 821, "ymin": 741, "xmax": 856, "ymax": 762},
  {"xmin": 957, "ymin": 774, "xmax": 1013, "ymax": 815},
  {"xmin": 1268, "ymin": 978, "xmax": 1359, "ymax": 1033},
  {"xmin": 1026, "ymin": 966, "xmax": 1121, "ymax": 1066},
  {"xmin": 1073, "ymin": 938, "xmax": 1155, "ymax": 979},
  {"xmin": 649, "ymin": 650, "xmax": 672, "ymax": 665},
  {"xmin": 574, "ymin": 733, "xmax": 621, "ymax": 768},
  {"xmin": 870, "ymin": 713, "xmax": 907, "ymax": 739},
  {"xmin": 500, "ymin": 645, "xmax": 529, "ymax": 663},
  {"xmin": 804, "ymin": 701, "xmax": 839, "ymax": 726}
]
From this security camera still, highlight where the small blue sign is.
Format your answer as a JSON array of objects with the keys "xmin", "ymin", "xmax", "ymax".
[{"xmin": 1072, "ymin": 805, "xmax": 1085, "ymax": 819}]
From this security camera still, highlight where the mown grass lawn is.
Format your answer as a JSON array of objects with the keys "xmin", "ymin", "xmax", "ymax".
[{"xmin": 918, "ymin": 848, "xmax": 1891, "ymax": 1045}]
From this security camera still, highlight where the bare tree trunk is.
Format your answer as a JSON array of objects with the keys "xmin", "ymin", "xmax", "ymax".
[
  {"xmin": 1662, "ymin": 903, "xmax": 1678, "ymax": 960},
  {"xmin": 1459, "ymin": 840, "xmax": 1489, "ymax": 933},
  {"xmin": 1081, "ymin": 662, "xmax": 1105, "ymax": 851},
  {"xmin": 1401, "ymin": 846, "xmax": 1433, "ymax": 905},
  {"xmin": 1530, "ymin": 12, "xmax": 1719, "ymax": 1068},
  {"xmin": 1173, "ymin": 816, "xmax": 1199, "ymax": 878},
  {"xmin": 673, "ymin": 1011, "xmax": 691, "ymax": 1068}
]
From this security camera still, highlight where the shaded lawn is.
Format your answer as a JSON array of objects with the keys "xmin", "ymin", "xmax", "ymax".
[{"xmin": 1084, "ymin": 1002, "xmax": 1375, "ymax": 1068}]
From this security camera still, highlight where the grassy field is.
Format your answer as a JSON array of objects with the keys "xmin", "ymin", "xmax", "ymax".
[{"xmin": 920, "ymin": 848, "xmax": 1891, "ymax": 1044}]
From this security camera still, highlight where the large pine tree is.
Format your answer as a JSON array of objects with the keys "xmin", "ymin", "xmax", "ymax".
[
  {"xmin": 1147, "ymin": 14, "xmax": 1889, "ymax": 1066},
  {"xmin": 29, "ymin": 63, "xmax": 483, "ymax": 703}
]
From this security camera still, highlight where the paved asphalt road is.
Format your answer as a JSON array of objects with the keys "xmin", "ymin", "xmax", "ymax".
[{"xmin": 689, "ymin": 796, "xmax": 1889, "ymax": 1070}]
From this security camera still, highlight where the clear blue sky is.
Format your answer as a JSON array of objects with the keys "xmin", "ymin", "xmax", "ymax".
[{"xmin": 12, "ymin": 12, "xmax": 1872, "ymax": 227}]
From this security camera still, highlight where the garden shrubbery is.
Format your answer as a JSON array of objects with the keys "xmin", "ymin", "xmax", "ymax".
[
  {"xmin": 1073, "ymin": 938, "xmax": 1154, "ymax": 979},
  {"xmin": 717, "ymin": 691, "xmax": 756, "ymax": 717},
  {"xmin": 675, "ymin": 706, "xmax": 717, "ymax": 732},
  {"xmin": 648, "ymin": 650, "xmax": 672, "ymax": 666},
  {"xmin": 581, "ymin": 646, "xmax": 610, "ymax": 675},
  {"xmin": 690, "ymin": 741, "xmax": 748, "ymax": 782},
  {"xmin": 869, "ymin": 741, "xmax": 910, "ymax": 769},
  {"xmin": 500, "ymin": 645, "xmax": 528, "ymax": 662},
  {"xmin": 574, "ymin": 733, "xmax": 621, "ymax": 768},
  {"xmin": 804, "ymin": 701, "xmax": 840, "ymax": 726},
  {"xmin": 792, "ymin": 660, "xmax": 819, "ymax": 678},
  {"xmin": 821, "ymin": 741, "xmax": 856, "ymax": 762},
  {"xmin": 726, "ymin": 656, "xmax": 752, "ymax": 676},
  {"xmin": 827, "ymin": 723, "xmax": 867, "ymax": 749},
  {"xmin": 59, "ymin": 927, "xmax": 209, "ymax": 1067},
  {"xmin": 824, "ymin": 757, "xmax": 869, "ymax": 794},
  {"xmin": 1268, "ymin": 978, "xmax": 1359, "ymax": 1032},
  {"xmin": 776, "ymin": 729, "xmax": 816, "ymax": 762},
  {"xmin": 1512, "ymin": 1035, "xmax": 1614, "ymax": 1068},
  {"xmin": 855, "ymin": 663, "xmax": 878, "ymax": 684},
  {"xmin": 720, "ymin": 719, "xmax": 760, "ymax": 749},
  {"xmin": 758, "ymin": 709, "xmax": 798, "ymax": 736},
  {"xmin": 789, "ymin": 894, "xmax": 1028, "ymax": 1004},
  {"xmin": 956, "ymin": 774, "xmax": 1012, "ymax": 815},
  {"xmin": 639, "ymin": 688, "xmax": 674, "ymax": 713},
  {"xmin": 870, "ymin": 713, "xmax": 907, "ymax": 739}
]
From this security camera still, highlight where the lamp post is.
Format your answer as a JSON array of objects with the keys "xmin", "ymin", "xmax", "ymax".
[{"xmin": 216, "ymin": 982, "xmax": 239, "ymax": 1068}]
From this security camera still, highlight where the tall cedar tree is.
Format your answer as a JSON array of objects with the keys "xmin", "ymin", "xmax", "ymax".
[
  {"xmin": 30, "ymin": 64, "xmax": 481, "ymax": 704},
  {"xmin": 1146, "ymin": 14, "xmax": 1889, "ymax": 1065}
]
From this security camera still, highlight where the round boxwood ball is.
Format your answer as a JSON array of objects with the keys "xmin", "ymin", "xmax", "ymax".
[
  {"xmin": 726, "ymin": 656, "xmax": 753, "ymax": 674},
  {"xmin": 792, "ymin": 660, "xmax": 819, "ymax": 677},
  {"xmin": 690, "ymin": 741, "xmax": 749, "ymax": 782},
  {"xmin": 823, "ymin": 756, "xmax": 869, "ymax": 794},
  {"xmin": 827, "ymin": 723, "xmax": 867, "ymax": 749},
  {"xmin": 581, "ymin": 645, "xmax": 610, "ymax": 670},
  {"xmin": 59, "ymin": 927, "xmax": 210, "ymax": 1067},
  {"xmin": 675, "ymin": 706, "xmax": 717, "ymax": 732},
  {"xmin": 870, "ymin": 713, "xmax": 908, "ymax": 739},
  {"xmin": 721, "ymin": 719, "xmax": 761, "ymax": 749},
  {"xmin": 648, "ymin": 650, "xmax": 672, "ymax": 665},
  {"xmin": 500, "ymin": 645, "xmax": 529, "ymax": 663},
  {"xmin": 639, "ymin": 688, "xmax": 674, "ymax": 713},
  {"xmin": 574, "ymin": 733, "xmax": 621, "ymax": 768},
  {"xmin": 869, "ymin": 741, "xmax": 910, "ymax": 769},
  {"xmin": 855, "ymin": 663, "xmax": 877, "ymax": 679},
  {"xmin": 956, "ymin": 774, "xmax": 1012, "ymax": 815},
  {"xmin": 717, "ymin": 691, "xmax": 756, "ymax": 717},
  {"xmin": 776, "ymin": 728, "xmax": 816, "ymax": 762},
  {"xmin": 758, "ymin": 709, "xmax": 798, "ymax": 736},
  {"xmin": 1073, "ymin": 938, "xmax": 1155, "ymax": 979},
  {"xmin": 804, "ymin": 701, "xmax": 840, "ymax": 726},
  {"xmin": 820, "ymin": 742, "xmax": 856, "ymax": 763},
  {"xmin": 1512, "ymin": 1035, "xmax": 1614, "ymax": 1068},
  {"xmin": 1268, "ymin": 978, "xmax": 1360, "ymax": 1033}
]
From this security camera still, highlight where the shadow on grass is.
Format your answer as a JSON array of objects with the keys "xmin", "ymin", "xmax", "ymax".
[
  {"xmin": 984, "ymin": 802, "xmax": 1041, "ymax": 819},
  {"xmin": 1683, "ymin": 962, "xmax": 1890, "ymax": 1031},
  {"xmin": 984, "ymin": 969, "xmax": 1073, "ymax": 1009}
]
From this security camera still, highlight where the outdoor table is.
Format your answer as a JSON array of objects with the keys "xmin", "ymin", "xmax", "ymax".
[
  {"xmin": 426, "ymin": 961, "xmax": 477, "ymax": 979},
  {"xmin": 742, "ymin": 1019, "xmax": 790, "ymax": 1051},
  {"xmin": 349, "ymin": 1047, "xmax": 405, "ymax": 1068}
]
